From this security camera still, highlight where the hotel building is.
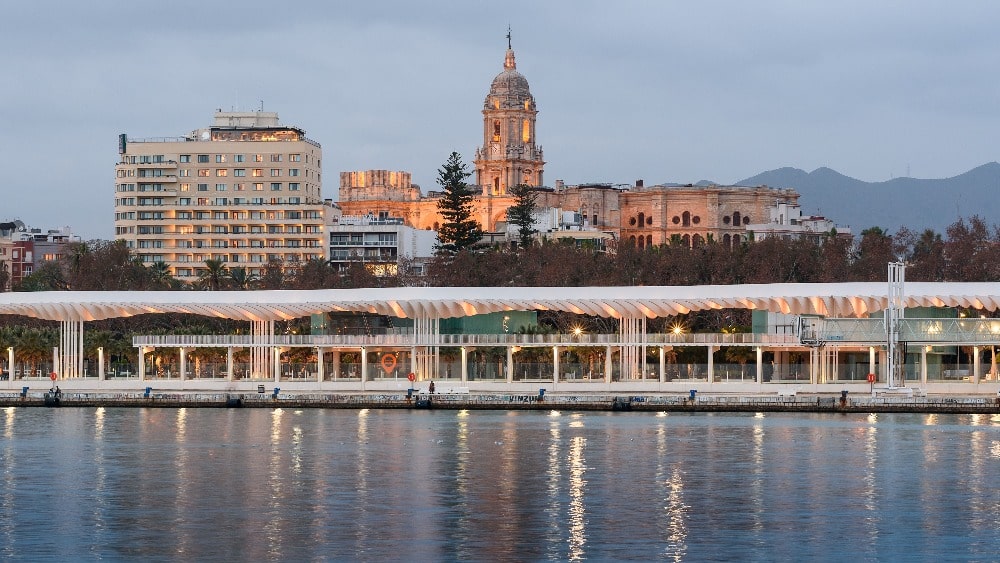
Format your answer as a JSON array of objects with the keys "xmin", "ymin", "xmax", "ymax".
[{"xmin": 114, "ymin": 111, "xmax": 330, "ymax": 280}]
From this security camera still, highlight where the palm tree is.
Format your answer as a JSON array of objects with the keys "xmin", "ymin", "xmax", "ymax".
[
  {"xmin": 147, "ymin": 261, "xmax": 176, "ymax": 290},
  {"xmin": 197, "ymin": 259, "xmax": 227, "ymax": 291},
  {"xmin": 227, "ymin": 267, "xmax": 258, "ymax": 290}
]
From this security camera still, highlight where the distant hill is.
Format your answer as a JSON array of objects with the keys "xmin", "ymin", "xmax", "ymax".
[{"xmin": 732, "ymin": 162, "xmax": 1000, "ymax": 234}]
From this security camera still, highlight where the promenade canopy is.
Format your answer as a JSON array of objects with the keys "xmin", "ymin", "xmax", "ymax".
[{"xmin": 2, "ymin": 282, "xmax": 1000, "ymax": 322}]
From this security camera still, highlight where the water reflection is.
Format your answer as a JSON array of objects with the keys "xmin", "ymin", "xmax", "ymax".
[{"xmin": 0, "ymin": 410, "xmax": 995, "ymax": 560}]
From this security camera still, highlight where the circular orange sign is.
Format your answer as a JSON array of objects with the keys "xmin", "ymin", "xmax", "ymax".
[
  {"xmin": 380, "ymin": 354, "xmax": 397, "ymax": 374},
  {"xmin": 50, "ymin": 372, "xmax": 57, "ymax": 381}
]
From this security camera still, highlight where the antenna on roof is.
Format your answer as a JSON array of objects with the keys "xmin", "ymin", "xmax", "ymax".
[{"xmin": 506, "ymin": 25, "xmax": 511, "ymax": 49}]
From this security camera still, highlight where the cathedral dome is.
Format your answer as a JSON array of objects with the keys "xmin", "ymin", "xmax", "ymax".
[{"xmin": 486, "ymin": 49, "xmax": 534, "ymax": 109}]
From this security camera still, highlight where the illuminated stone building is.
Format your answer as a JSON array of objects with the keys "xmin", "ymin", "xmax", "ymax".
[
  {"xmin": 337, "ymin": 40, "xmax": 814, "ymax": 248},
  {"xmin": 115, "ymin": 111, "xmax": 332, "ymax": 280}
]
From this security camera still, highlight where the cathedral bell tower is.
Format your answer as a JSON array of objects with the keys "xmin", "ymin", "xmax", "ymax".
[{"xmin": 474, "ymin": 34, "xmax": 545, "ymax": 196}]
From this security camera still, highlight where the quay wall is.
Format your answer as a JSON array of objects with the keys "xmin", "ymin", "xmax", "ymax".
[{"xmin": 3, "ymin": 390, "xmax": 999, "ymax": 414}]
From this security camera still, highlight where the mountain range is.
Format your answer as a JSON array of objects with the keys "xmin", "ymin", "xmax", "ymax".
[{"xmin": 716, "ymin": 162, "xmax": 1000, "ymax": 234}]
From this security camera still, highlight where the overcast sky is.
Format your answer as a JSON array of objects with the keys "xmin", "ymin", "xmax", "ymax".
[{"xmin": 3, "ymin": 1, "xmax": 998, "ymax": 238}]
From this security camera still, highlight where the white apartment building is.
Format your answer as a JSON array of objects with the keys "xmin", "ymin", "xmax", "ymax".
[
  {"xmin": 115, "ymin": 111, "xmax": 331, "ymax": 279},
  {"xmin": 329, "ymin": 214, "xmax": 437, "ymax": 276},
  {"xmin": 746, "ymin": 201, "xmax": 852, "ymax": 244}
]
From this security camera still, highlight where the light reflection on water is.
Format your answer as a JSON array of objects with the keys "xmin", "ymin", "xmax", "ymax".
[{"xmin": 0, "ymin": 409, "xmax": 998, "ymax": 560}]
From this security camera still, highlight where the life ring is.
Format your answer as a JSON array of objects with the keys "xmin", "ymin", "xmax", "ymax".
[
  {"xmin": 380, "ymin": 354, "xmax": 397, "ymax": 374},
  {"xmin": 407, "ymin": 372, "xmax": 415, "ymax": 382}
]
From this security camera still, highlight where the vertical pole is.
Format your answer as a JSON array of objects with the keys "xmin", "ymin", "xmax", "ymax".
[
  {"xmin": 53, "ymin": 346, "xmax": 59, "ymax": 380},
  {"xmin": 461, "ymin": 347, "xmax": 468, "ymax": 382},
  {"xmin": 921, "ymin": 346, "xmax": 928, "ymax": 386},
  {"xmin": 973, "ymin": 346, "xmax": 980, "ymax": 384},
  {"xmin": 179, "ymin": 348, "xmax": 186, "ymax": 381},
  {"xmin": 659, "ymin": 346, "xmax": 665, "ymax": 383},
  {"xmin": 273, "ymin": 347, "xmax": 280, "ymax": 383},
  {"xmin": 706, "ymin": 345, "xmax": 714, "ymax": 383},
  {"xmin": 138, "ymin": 346, "xmax": 145, "ymax": 382},
  {"xmin": 360, "ymin": 347, "xmax": 368, "ymax": 389},
  {"xmin": 553, "ymin": 346, "xmax": 559, "ymax": 384},
  {"xmin": 869, "ymin": 346, "xmax": 876, "ymax": 380},
  {"xmin": 605, "ymin": 345, "xmax": 612, "ymax": 383},
  {"xmin": 332, "ymin": 350, "xmax": 340, "ymax": 381},
  {"xmin": 506, "ymin": 346, "xmax": 513, "ymax": 383},
  {"xmin": 755, "ymin": 346, "xmax": 763, "ymax": 384},
  {"xmin": 317, "ymin": 347, "xmax": 324, "ymax": 384},
  {"xmin": 98, "ymin": 347, "xmax": 105, "ymax": 380},
  {"xmin": 227, "ymin": 347, "xmax": 234, "ymax": 382}
]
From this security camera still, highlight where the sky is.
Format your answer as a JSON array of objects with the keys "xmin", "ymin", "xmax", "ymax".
[{"xmin": 3, "ymin": 1, "xmax": 999, "ymax": 239}]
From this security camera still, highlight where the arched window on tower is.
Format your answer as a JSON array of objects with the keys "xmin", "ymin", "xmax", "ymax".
[
  {"xmin": 638, "ymin": 236, "xmax": 645, "ymax": 250},
  {"xmin": 682, "ymin": 211, "xmax": 691, "ymax": 227},
  {"xmin": 682, "ymin": 234, "xmax": 691, "ymax": 247},
  {"xmin": 647, "ymin": 235, "xmax": 653, "ymax": 247},
  {"xmin": 723, "ymin": 233, "xmax": 731, "ymax": 248},
  {"xmin": 732, "ymin": 211, "xmax": 741, "ymax": 226},
  {"xmin": 522, "ymin": 120, "xmax": 530, "ymax": 143},
  {"xmin": 493, "ymin": 177, "xmax": 500, "ymax": 194},
  {"xmin": 493, "ymin": 120, "xmax": 501, "ymax": 142},
  {"xmin": 637, "ymin": 212, "xmax": 645, "ymax": 229}
]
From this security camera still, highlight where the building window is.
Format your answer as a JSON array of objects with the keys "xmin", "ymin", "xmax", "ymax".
[
  {"xmin": 216, "ymin": 155, "xmax": 226, "ymax": 163},
  {"xmin": 180, "ymin": 184, "xmax": 191, "ymax": 192},
  {"xmin": 271, "ymin": 154, "xmax": 282, "ymax": 162},
  {"xmin": 270, "ymin": 169, "xmax": 281, "ymax": 177},
  {"xmin": 271, "ymin": 183, "xmax": 281, "ymax": 191},
  {"xmin": 215, "ymin": 169, "xmax": 227, "ymax": 177},
  {"xmin": 252, "ymin": 169, "xmax": 263, "ymax": 177},
  {"xmin": 198, "ymin": 169, "xmax": 210, "ymax": 177},
  {"xmin": 179, "ymin": 170, "xmax": 190, "ymax": 177},
  {"xmin": 682, "ymin": 211, "xmax": 691, "ymax": 227},
  {"xmin": 289, "ymin": 169, "xmax": 300, "ymax": 177},
  {"xmin": 197, "ymin": 184, "xmax": 208, "ymax": 191},
  {"xmin": 216, "ymin": 184, "xmax": 227, "ymax": 191},
  {"xmin": 289, "ymin": 154, "xmax": 301, "ymax": 162},
  {"xmin": 197, "ymin": 155, "xmax": 209, "ymax": 163},
  {"xmin": 234, "ymin": 154, "xmax": 245, "ymax": 163},
  {"xmin": 234, "ymin": 183, "xmax": 246, "ymax": 191},
  {"xmin": 289, "ymin": 183, "xmax": 300, "ymax": 191},
  {"xmin": 234, "ymin": 169, "xmax": 246, "ymax": 177},
  {"xmin": 179, "ymin": 155, "xmax": 191, "ymax": 163},
  {"xmin": 254, "ymin": 154, "xmax": 264, "ymax": 162},
  {"xmin": 253, "ymin": 183, "xmax": 263, "ymax": 191}
]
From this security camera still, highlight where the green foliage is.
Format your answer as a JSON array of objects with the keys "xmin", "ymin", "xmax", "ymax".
[
  {"xmin": 507, "ymin": 183, "xmax": 538, "ymax": 244},
  {"xmin": 434, "ymin": 152, "xmax": 483, "ymax": 254}
]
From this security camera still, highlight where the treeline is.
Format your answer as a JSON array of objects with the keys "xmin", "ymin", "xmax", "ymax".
[{"xmin": 5, "ymin": 216, "xmax": 1000, "ymax": 294}]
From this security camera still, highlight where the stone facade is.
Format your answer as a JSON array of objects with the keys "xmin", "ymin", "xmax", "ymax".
[{"xmin": 337, "ymin": 43, "xmax": 804, "ymax": 246}]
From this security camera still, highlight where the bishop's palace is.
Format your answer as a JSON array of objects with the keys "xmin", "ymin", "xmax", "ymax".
[{"xmin": 335, "ymin": 42, "xmax": 844, "ymax": 251}]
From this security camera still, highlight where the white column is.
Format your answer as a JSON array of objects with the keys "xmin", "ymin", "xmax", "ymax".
[
  {"xmin": 332, "ymin": 350, "xmax": 340, "ymax": 380},
  {"xmin": 360, "ymin": 347, "xmax": 368, "ymax": 388},
  {"xmin": 179, "ymin": 348, "xmax": 186, "ymax": 381},
  {"xmin": 921, "ymin": 346, "xmax": 928, "ymax": 386},
  {"xmin": 98, "ymin": 347, "xmax": 105, "ymax": 380},
  {"xmin": 707, "ymin": 346, "xmax": 715, "ymax": 384},
  {"xmin": 460, "ymin": 347, "xmax": 468, "ymax": 382},
  {"xmin": 227, "ymin": 347, "xmax": 234, "ymax": 382},
  {"xmin": 659, "ymin": 347, "xmax": 666, "ymax": 383},
  {"xmin": 273, "ymin": 348, "xmax": 281, "ymax": 383},
  {"xmin": 973, "ymin": 346, "xmax": 980, "ymax": 384},
  {"xmin": 52, "ymin": 346, "xmax": 59, "ymax": 380},
  {"xmin": 869, "ymin": 346, "xmax": 876, "ymax": 379},
  {"xmin": 138, "ymin": 347, "xmax": 145, "ymax": 382},
  {"xmin": 605, "ymin": 345, "xmax": 613, "ymax": 383},
  {"xmin": 553, "ymin": 346, "xmax": 559, "ymax": 383},
  {"xmin": 756, "ymin": 346, "xmax": 763, "ymax": 384},
  {"xmin": 317, "ymin": 347, "xmax": 324, "ymax": 384},
  {"xmin": 506, "ymin": 346, "xmax": 513, "ymax": 383}
]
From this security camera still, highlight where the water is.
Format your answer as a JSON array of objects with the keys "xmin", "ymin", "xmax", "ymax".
[{"xmin": 1, "ymin": 407, "xmax": 999, "ymax": 561}]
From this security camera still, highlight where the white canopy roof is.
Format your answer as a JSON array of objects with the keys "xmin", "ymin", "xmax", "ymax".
[{"xmin": 1, "ymin": 282, "xmax": 999, "ymax": 322}]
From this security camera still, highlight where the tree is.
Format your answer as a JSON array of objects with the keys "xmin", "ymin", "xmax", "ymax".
[
  {"xmin": 197, "ymin": 259, "xmax": 227, "ymax": 291},
  {"xmin": 227, "ymin": 267, "xmax": 258, "ymax": 290},
  {"xmin": 507, "ymin": 183, "xmax": 538, "ymax": 245},
  {"xmin": 435, "ymin": 152, "xmax": 482, "ymax": 254}
]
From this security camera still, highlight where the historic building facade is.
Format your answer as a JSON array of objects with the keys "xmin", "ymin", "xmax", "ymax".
[{"xmin": 337, "ymin": 41, "xmax": 810, "ymax": 248}]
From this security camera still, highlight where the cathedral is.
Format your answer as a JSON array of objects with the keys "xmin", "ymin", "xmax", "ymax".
[{"xmin": 337, "ymin": 38, "xmax": 805, "ymax": 249}]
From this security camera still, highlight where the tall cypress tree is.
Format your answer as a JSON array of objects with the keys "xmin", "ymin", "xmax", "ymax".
[
  {"xmin": 507, "ymin": 183, "xmax": 538, "ymax": 245},
  {"xmin": 435, "ymin": 152, "xmax": 483, "ymax": 254}
]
